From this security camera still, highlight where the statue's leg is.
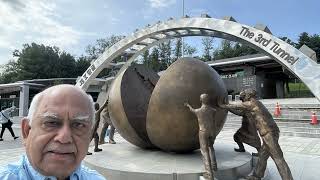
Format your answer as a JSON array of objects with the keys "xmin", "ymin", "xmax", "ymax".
[
  {"xmin": 234, "ymin": 131, "xmax": 245, "ymax": 152},
  {"xmin": 94, "ymin": 132, "xmax": 102, "ymax": 152},
  {"xmin": 99, "ymin": 122, "xmax": 109, "ymax": 144},
  {"xmin": 251, "ymin": 142, "xmax": 269, "ymax": 179},
  {"xmin": 109, "ymin": 125, "xmax": 116, "ymax": 144},
  {"xmin": 199, "ymin": 131, "xmax": 214, "ymax": 180},
  {"xmin": 264, "ymin": 132, "xmax": 293, "ymax": 180},
  {"xmin": 209, "ymin": 136, "xmax": 217, "ymax": 172},
  {"xmin": 244, "ymin": 136, "xmax": 261, "ymax": 156}
]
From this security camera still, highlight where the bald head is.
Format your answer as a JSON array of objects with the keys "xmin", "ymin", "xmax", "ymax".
[{"xmin": 27, "ymin": 84, "xmax": 95, "ymax": 126}]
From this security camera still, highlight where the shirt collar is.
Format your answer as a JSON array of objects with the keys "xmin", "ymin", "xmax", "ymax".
[{"xmin": 23, "ymin": 154, "xmax": 81, "ymax": 180}]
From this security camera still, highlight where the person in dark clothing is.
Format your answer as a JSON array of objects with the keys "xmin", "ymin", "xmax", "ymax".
[{"xmin": 0, "ymin": 106, "xmax": 19, "ymax": 141}]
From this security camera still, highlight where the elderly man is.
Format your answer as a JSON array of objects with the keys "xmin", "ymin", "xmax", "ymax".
[{"xmin": 0, "ymin": 85, "xmax": 105, "ymax": 180}]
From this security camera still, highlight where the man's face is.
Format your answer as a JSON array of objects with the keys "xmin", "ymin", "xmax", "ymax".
[
  {"xmin": 21, "ymin": 88, "xmax": 92, "ymax": 179},
  {"xmin": 239, "ymin": 92, "xmax": 246, "ymax": 102}
]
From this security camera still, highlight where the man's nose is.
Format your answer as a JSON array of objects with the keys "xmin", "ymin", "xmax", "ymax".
[{"xmin": 54, "ymin": 124, "xmax": 73, "ymax": 143}]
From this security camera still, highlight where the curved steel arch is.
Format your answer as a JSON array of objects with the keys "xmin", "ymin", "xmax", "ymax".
[{"xmin": 76, "ymin": 17, "xmax": 320, "ymax": 100}]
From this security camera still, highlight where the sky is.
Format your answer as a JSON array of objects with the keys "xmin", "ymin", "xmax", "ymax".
[{"xmin": 0, "ymin": 0, "xmax": 319, "ymax": 65}]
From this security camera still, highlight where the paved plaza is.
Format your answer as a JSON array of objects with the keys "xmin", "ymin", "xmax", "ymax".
[{"xmin": 0, "ymin": 123, "xmax": 319, "ymax": 179}]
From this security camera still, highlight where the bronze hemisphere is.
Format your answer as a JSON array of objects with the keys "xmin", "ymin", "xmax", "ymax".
[
  {"xmin": 146, "ymin": 57, "xmax": 228, "ymax": 152},
  {"xmin": 108, "ymin": 64, "xmax": 159, "ymax": 149}
]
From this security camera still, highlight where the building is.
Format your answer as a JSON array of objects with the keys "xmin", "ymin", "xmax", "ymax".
[
  {"xmin": 0, "ymin": 78, "xmax": 109, "ymax": 117},
  {"xmin": 208, "ymin": 53, "xmax": 310, "ymax": 99}
]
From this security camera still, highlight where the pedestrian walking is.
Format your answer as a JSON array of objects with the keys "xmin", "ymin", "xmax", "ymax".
[{"xmin": 0, "ymin": 106, "xmax": 19, "ymax": 141}]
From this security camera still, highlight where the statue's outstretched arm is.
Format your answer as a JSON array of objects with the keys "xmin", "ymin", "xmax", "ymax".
[
  {"xmin": 97, "ymin": 99, "xmax": 109, "ymax": 114},
  {"xmin": 184, "ymin": 102, "xmax": 196, "ymax": 113},
  {"xmin": 228, "ymin": 108, "xmax": 245, "ymax": 116},
  {"xmin": 220, "ymin": 102, "xmax": 247, "ymax": 112}
]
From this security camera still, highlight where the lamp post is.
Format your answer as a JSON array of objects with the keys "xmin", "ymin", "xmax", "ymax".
[{"xmin": 181, "ymin": 0, "xmax": 184, "ymax": 57}]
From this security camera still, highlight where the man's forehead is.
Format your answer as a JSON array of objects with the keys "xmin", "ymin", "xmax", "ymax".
[
  {"xmin": 40, "ymin": 89, "xmax": 90, "ymax": 107},
  {"xmin": 36, "ymin": 96, "xmax": 91, "ymax": 119}
]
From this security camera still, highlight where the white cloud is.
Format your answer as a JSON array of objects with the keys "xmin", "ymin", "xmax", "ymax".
[
  {"xmin": 0, "ymin": 0, "xmax": 88, "ymax": 64},
  {"xmin": 111, "ymin": 17, "xmax": 120, "ymax": 25},
  {"xmin": 148, "ymin": 0, "xmax": 176, "ymax": 9}
]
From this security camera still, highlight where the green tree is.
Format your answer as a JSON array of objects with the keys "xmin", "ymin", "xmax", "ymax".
[
  {"xmin": 14, "ymin": 43, "xmax": 77, "ymax": 80},
  {"xmin": 85, "ymin": 35, "xmax": 125, "ymax": 61},
  {"xmin": 75, "ymin": 56, "xmax": 91, "ymax": 76},
  {"xmin": 147, "ymin": 47, "xmax": 161, "ymax": 72},
  {"xmin": 309, "ymin": 34, "xmax": 320, "ymax": 61},
  {"xmin": 201, "ymin": 37, "xmax": 214, "ymax": 61},
  {"xmin": 85, "ymin": 35, "xmax": 125, "ymax": 78},
  {"xmin": 297, "ymin": 32, "xmax": 310, "ymax": 48},
  {"xmin": 56, "ymin": 52, "xmax": 76, "ymax": 78},
  {"xmin": 0, "ymin": 60, "xmax": 20, "ymax": 83},
  {"xmin": 173, "ymin": 38, "xmax": 182, "ymax": 61},
  {"xmin": 158, "ymin": 41, "xmax": 172, "ymax": 70},
  {"xmin": 183, "ymin": 43, "xmax": 197, "ymax": 57},
  {"xmin": 279, "ymin": 37, "xmax": 297, "ymax": 47},
  {"xmin": 0, "ymin": 43, "xmax": 80, "ymax": 83},
  {"xmin": 212, "ymin": 40, "xmax": 258, "ymax": 60},
  {"xmin": 142, "ymin": 49, "xmax": 150, "ymax": 66},
  {"xmin": 296, "ymin": 32, "xmax": 320, "ymax": 62}
]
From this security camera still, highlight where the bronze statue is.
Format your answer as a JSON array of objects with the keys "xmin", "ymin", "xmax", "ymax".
[
  {"xmin": 185, "ymin": 94, "xmax": 217, "ymax": 180},
  {"xmin": 99, "ymin": 105, "xmax": 116, "ymax": 144},
  {"xmin": 228, "ymin": 99, "xmax": 261, "ymax": 155},
  {"xmin": 87, "ymin": 101, "xmax": 108, "ymax": 155},
  {"xmin": 219, "ymin": 89, "xmax": 293, "ymax": 180}
]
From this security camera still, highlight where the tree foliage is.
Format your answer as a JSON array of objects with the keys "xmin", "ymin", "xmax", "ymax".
[
  {"xmin": 86, "ymin": 35, "xmax": 125, "ymax": 61},
  {"xmin": 212, "ymin": 40, "xmax": 258, "ymax": 60},
  {"xmin": 140, "ymin": 38, "xmax": 197, "ymax": 72},
  {"xmin": 297, "ymin": 32, "xmax": 320, "ymax": 62},
  {"xmin": 84, "ymin": 35, "xmax": 125, "ymax": 78},
  {"xmin": 0, "ymin": 43, "xmax": 78, "ymax": 83},
  {"xmin": 0, "ymin": 60, "xmax": 20, "ymax": 83},
  {"xmin": 201, "ymin": 37, "xmax": 214, "ymax": 61}
]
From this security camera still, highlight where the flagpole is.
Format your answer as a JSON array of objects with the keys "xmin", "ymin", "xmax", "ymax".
[{"xmin": 181, "ymin": 0, "xmax": 184, "ymax": 57}]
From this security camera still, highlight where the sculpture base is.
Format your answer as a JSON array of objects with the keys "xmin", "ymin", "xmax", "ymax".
[{"xmin": 85, "ymin": 140, "xmax": 260, "ymax": 180}]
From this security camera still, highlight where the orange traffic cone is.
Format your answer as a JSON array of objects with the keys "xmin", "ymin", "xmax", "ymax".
[
  {"xmin": 274, "ymin": 102, "xmax": 281, "ymax": 117},
  {"xmin": 310, "ymin": 112, "xmax": 318, "ymax": 125}
]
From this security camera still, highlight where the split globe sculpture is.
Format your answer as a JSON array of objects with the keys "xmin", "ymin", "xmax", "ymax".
[{"xmin": 108, "ymin": 57, "xmax": 228, "ymax": 152}]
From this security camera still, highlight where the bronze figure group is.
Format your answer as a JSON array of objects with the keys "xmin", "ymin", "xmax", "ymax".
[
  {"xmin": 183, "ymin": 89, "xmax": 293, "ymax": 180},
  {"xmin": 219, "ymin": 89, "xmax": 293, "ymax": 180}
]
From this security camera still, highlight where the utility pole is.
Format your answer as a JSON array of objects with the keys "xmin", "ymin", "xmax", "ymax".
[{"xmin": 181, "ymin": 0, "xmax": 184, "ymax": 57}]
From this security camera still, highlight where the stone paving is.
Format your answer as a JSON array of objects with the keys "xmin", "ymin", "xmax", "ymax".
[
  {"xmin": 217, "ymin": 130, "xmax": 320, "ymax": 180},
  {"xmin": 0, "ymin": 126, "xmax": 319, "ymax": 179}
]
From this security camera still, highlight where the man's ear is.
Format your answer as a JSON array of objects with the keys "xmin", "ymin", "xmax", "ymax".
[{"xmin": 21, "ymin": 118, "xmax": 31, "ymax": 145}]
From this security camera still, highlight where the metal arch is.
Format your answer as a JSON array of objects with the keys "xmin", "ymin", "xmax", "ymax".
[{"xmin": 76, "ymin": 17, "xmax": 320, "ymax": 101}]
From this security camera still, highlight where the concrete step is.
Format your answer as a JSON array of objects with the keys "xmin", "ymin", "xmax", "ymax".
[
  {"xmin": 278, "ymin": 127, "xmax": 320, "ymax": 133},
  {"xmin": 280, "ymin": 131, "xmax": 320, "ymax": 138},
  {"xmin": 224, "ymin": 121, "xmax": 320, "ymax": 128},
  {"xmin": 222, "ymin": 124, "xmax": 320, "ymax": 138}
]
